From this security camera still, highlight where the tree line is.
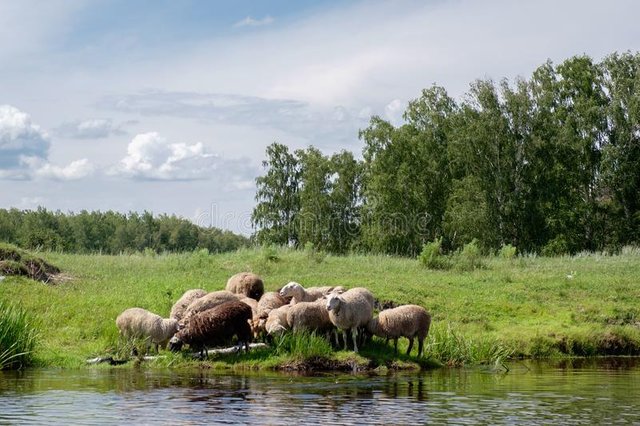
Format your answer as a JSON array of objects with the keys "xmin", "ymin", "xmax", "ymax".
[
  {"xmin": 0, "ymin": 208, "xmax": 249, "ymax": 254},
  {"xmin": 252, "ymin": 52, "xmax": 640, "ymax": 256}
]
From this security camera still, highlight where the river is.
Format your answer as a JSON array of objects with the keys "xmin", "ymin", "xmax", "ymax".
[{"xmin": 1, "ymin": 358, "xmax": 639, "ymax": 424}]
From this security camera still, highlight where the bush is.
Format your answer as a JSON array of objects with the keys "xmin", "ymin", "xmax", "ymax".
[
  {"xmin": 0, "ymin": 300, "xmax": 39, "ymax": 370},
  {"xmin": 454, "ymin": 239, "xmax": 485, "ymax": 271},
  {"xmin": 304, "ymin": 242, "xmax": 327, "ymax": 264},
  {"xmin": 499, "ymin": 243, "xmax": 517, "ymax": 259},
  {"xmin": 418, "ymin": 237, "xmax": 450, "ymax": 270},
  {"xmin": 542, "ymin": 236, "xmax": 570, "ymax": 256}
]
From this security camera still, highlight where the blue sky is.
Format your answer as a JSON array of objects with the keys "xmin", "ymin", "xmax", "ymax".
[{"xmin": 1, "ymin": 0, "xmax": 639, "ymax": 234}]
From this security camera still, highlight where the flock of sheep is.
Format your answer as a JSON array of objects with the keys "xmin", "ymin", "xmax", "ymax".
[{"xmin": 115, "ymin": 272, "xmax": 432, "ymax": 358}]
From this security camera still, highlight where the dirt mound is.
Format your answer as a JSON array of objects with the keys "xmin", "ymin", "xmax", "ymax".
[{"xmin": 0, "ymin": 243, "xmax": 61, "ymax": 283}]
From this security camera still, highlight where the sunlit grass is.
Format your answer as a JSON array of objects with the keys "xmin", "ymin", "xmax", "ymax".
[{"xmin": 0, "ymin": 301, "xmax": 39, "ymax": 370}]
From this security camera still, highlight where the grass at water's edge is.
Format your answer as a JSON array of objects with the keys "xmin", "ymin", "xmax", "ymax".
[
  {"xmin": 1, "ymin": 247, "xmax": 640, "ymax": 370},
  {"xmin": 0, "ymin": 300, "xmax": 39, "ymax": 370}
]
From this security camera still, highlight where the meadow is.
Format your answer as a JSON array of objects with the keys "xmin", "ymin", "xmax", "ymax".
[{"xmin": 2, "ymin": 246, "xmax": 640, "ymax": 370}]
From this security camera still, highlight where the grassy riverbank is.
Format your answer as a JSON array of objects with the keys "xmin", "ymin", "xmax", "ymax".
[{"xmin": 1, "ymin": 247, "xmax": 640, "ymax": 369}]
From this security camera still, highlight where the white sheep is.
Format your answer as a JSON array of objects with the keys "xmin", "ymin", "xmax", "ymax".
[
  {"xmin": 226, "ymin": 272, "xmax": 264, "ymax": 300},
  {"xmin": 256, "ymin": 291, "xmax": 287, "ymax": 319},
  {"xmin": 239, "ymin": 296, "xmax": 259, "ymax": 318},
  {"xmin": 279, "ymin": 282, "xmax": 346, "ymax": 305},
  {"xmin": 286, "ymin": 300, "xmax": 333, "ymax": 334},
  {"xmin": 367, "ymin": 304, "xmax": 432, "ymax": 357},
  {"xmin": 170, "ymin": 289, "xmax": 207, "ymax": 321},
  {"xmin": 115, "ymin": 307, "xmax": 179, "ymax": 353},
  {"xmin": 326, "ymin": 287, "xmax": 374, "ymax": 353},
  {"xmin": 181, "ymin": 290, "xmax": 239, "ymax": 324}
]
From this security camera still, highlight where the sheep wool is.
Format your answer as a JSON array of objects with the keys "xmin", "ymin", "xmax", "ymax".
[
  {"xmin": 256, "ymin": 291, "xmax": 287, "ymax": 319},
  {"xmin": 279, "ymin": 282, "xmax": 343, "ymax": 304},
  {"xmin": 326, "ymin": 287, "xmax": 375, "ymax": 353},
  {"xmin": 170, "ymin": 300, "xmax": 253, "ymax": 357},
  {"xmin": 368, "ymin": 304, "xmax": 431, "ymax": 357},
  {"xmin": 226, "ymin": 272, "xmax": 264, "ymax": 300},
  {"xmin": 170, "ymin": 289, "xmax": 207, "ymax": 321},
  {"xmin": 181, "ymin": 290, "xmax": 239, "ymax": 324},
  {"xmin": 286, "ymin": 300, "xmax": 333, "ymax": 333},
  {"xmin": 116, "ymin": 307, "xmax": 179, "ymax": 353}
]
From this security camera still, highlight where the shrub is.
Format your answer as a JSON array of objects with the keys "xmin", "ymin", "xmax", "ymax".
[
  {"xmin": 418, "ymin": 237, "xmax": 450, "ymax": 270},
  {"xmin": 542, "ymin": 236, "xmax": 569, "ymax": 257},
  {"xmin": 499, "ymin": 243, "xmax": 517, "ymax": 259},
  {"xmin": 304, "ymin": 242, "xmax": 327, "ymax": 264},
  {"xmin": 454, "ymin": 239, "xmax": 485, "ymax": 271},
  {"xmin": 0, "ymin": 300, "xmax": 39, "ymax": 370}
]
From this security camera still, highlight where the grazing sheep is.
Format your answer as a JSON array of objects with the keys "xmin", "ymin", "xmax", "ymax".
[
  {"xmin": 264, "ymin": 304, "xmax": 292, "ymax": 335},
  {"xmin": 116, "ymin": 307, "xmax": 179, "ymax": 353},
  {"xmin": 181, "ymin": 290, "xmax": 239, "ymax": 324},
  {"xmin": 279, "ymin": 282, "xmax": 345, "ymax": 304},
  {"xmin": 286, "ymin": 300, "xmax": 333, "ymax": 334},
  {"xmin": 170, "ymin": 289, "xmax": 207, "ymax": 321},
  {"xmin": 256, "ymin": 291, "xmax": 287, "ymax": 319},
  {"xmin": 239, "ymin": 296, "xmax": 259, "ymax": 318},
  {"xmin": 226, "ymin": 272, "xmax": 264, "ymax": 300},
  {"xmin": 170, "ymin": 300, "xmax": 252, "ymax": 357},
  {"xmin": 367, "ymin": 305, "xmax": 431, "ymax": 357},
  {"xmin": 326, "ymin": 287, "xmax": 375, "ymax": 353}
]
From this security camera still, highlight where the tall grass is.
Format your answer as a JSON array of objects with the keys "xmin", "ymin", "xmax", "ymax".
[
  {"xmin": 272, "ymin": 331, "xmax": 334, "ymax": 360},
  {"xmin": 0, "ymin": 300, "xmax": 39, "ymax": 370},
  {"xmin": 427, "ymin": 323, "xmax": 513, "ymax": 367}
]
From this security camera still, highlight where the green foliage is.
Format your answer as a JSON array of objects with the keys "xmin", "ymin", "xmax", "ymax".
[
  {"xmin": 0, "ymin": 300, "xmax": 39, "ymax": 370},
  {"xmin": 455, "ymin": 239, "xmax": 485, "ymax": 271},
  {"xmin": 418, "ymin": 237, "xmax": 450, "ymax": 270},
  {"xmin": 253, "ymin": 52, "xmax": 640, "ymax": 256},
  {"xmin": 0, "ymin": 209, "xmax": 248, "ymax": 254},
  {"xmin": 272, "ymin": 331, "xmax": 333, "ymax": 360},
  {"xmin": 498, "ymin": 244, "xmax": 517, "ymax": 259}
]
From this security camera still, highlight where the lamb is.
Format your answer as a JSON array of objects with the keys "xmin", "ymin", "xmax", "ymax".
[
  {"xmin": 286, "ymin": 300, "xmax": 334, "ymax": 334},
  {"xmin": 367, "ymin": 305, "xmax": 431, "ymax": 357},
  {"xmin": 326, "ymin": 287, "xmax": 375, "ymax": 353},
  {"xmin": 256, "ymin": 291, "xmax": 287, "ymax": 319},
  {"xmin": 181, "ymin": 290, "xmax": 239, "ymax": 324},
  {"xmin": 169, "ymin": 300, "xmax": 253, "ymax": 357},
  {"xmin": 115, "ymin": 307, "xmax": 179, "ymax": 353},
  {"xmin": 226, "ymin": 272, "xmax": 264, "ymax": 300},
  {"xmin": 279, "ymin": 282, "xmax": 346, "ymax": 305},
  {"xmin": 170, "ymin": 289, "xmax": 207, "ymax": 321}
]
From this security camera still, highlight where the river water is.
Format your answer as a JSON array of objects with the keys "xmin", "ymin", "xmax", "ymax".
[{"xmin": 1, "ymin": 358, "xmax": 639, "ymax": 425}]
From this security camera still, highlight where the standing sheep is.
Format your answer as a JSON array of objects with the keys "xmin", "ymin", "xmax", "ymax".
[
  {"xmin": 170, "ymin": 289, "xmax": 207, "ymax": 321},
  {"xmin": 116, "ymin": 307, "xmax": 179, "ymax": 353},
  {"xmin": 326, "ymin": 287, "xmax": 375, "ymax": 353},
  {"xmin": 367, "ymin": 305, "xmax": 431, "ymax": 357},
  {"xmin": 256, "ymin": 291, "xmax": 287, "ymax": 319},
  {"xmin": 280, "ymin": 282, "xmax": 345, "ymax": 305},
  {"xmin": 169, "ymin": 300, "xmax": 253, "ymax": 357},
  {"xmin": 226, "ymin": 272, "xmax": 264, "ymax": 300},
  {"xmin": 286, "ymin": 300, "xmax": 334, "ymax": 334},
  {"xmin": 181, "ymin": 290, "xmax": 239, "ymax": 324}
]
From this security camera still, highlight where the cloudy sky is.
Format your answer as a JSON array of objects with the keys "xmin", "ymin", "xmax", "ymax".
[{"xmin": 1, "ymin": 0, "xmax": 639, "ymax": 234}]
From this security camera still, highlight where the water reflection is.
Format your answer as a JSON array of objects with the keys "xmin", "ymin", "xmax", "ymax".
[{"xmin": 1, "ymin": 358, "xmax": 640, "ymax": 424}]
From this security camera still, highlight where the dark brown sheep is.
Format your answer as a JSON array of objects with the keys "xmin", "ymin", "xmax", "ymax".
[{"xmin": 169, "ymin": 300, "xmax": 252, "ymax": 357}]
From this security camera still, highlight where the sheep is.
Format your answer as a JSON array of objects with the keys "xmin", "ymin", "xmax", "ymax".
[
  {"xmin": 181, "ymin": 290, "xmax": 239, "ymax": 324},
  {"xmin": 239, "ymin": 296, "xmax": 259, "ymax": 318},
  {"xmin": 286, "ymin": 300, "xmax": 334, "ymax": 334},
  {"xmin": 115, "ymin": 307, "xmax": 179, "ymax": 353},
  {"xmin": 256, "ymin": 291, "xmax": 287, "ymax": 319},
  {"xmin": 326, "ymin": 287, "xmax": 375, "ymax": 353},
  {"xmin": 169, "ymin": 300, "xmax": 253, "ymax": 358},
  {"xmin": 170, "ymin": 289, "xmax": 207, "ymax": 321},
  {"xmin": 279, "ymin": 282, "xmax": 346, "ymax": 305},
  {"xmin": 226, "ymin": 272, "xmax": 264, "ymax": 300},
  {"xmin": 367, "ymin": 305, "xmax": 431, "ymax": 357}
]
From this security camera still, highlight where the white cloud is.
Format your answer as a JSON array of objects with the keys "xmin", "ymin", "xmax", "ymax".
[
  {"xmin": 233, "ymin": 15, "xmax": 274, "ymax": 28},
  {"xmin": 0, "ymin": 104, "xmax": 50, "ymax": 177},
  {"xmin": 21, "ymin": 156, "xmax": 94, "ymax": 180},
  {"xmin": 384, "ymin": 99, "xmax": 405, "ymax": 126},
  {"xmin": 55, "ymin": 118, "xmax": 127, "ymax": 139},
  {"xmin": 113, "ymin": 132, "xmax": 218, "ymax": 180}
]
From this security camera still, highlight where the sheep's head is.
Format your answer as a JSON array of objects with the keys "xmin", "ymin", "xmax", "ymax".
[
  {"xmin": 169, "ymin": 335, "xmax": 184, "ymax": 352},
  {"xmin": 279, "ymin": 282, "xmax": 301, "ymax": 298},
  {"xmin": 326, "ymin": 294, "xmax": 343, "ymax": 314}
]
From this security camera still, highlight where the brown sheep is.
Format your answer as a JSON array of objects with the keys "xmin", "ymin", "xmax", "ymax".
[
  {"xmin": 169, "ymin": 300, "xmax": 253, "ymax": 357},
  {"xmin": 226, "ymin": 272, "xmax": 264, "ymax": 300},
  {"xmin": 367, "ymin": 305, "xmax": 431, "ymax": 357},
  {"xmin": 181, "ymin": 290, "xmax": 238, "ymax": 324}
]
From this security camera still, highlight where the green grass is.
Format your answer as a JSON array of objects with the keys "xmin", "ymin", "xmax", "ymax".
[
  {"xmin": 0, "ymin": 300, "xmax": 39, "ymax": 370},
  {"xmin": 1, "ymin": 246, "xmax": 640, "ymax": 369}
]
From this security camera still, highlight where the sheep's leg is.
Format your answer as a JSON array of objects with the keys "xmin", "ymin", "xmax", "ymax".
[
  {"xmin": 352, "ymin": 328, "xmax": 359, "ymax": 353},
  {"xmin": 342, "ymin": 330, "xmax": 348, "ymax": 350},
  {"xmin": 418, "ymin": 338, "xmax": 424, "ymax": 357},
  {"xmin": 406, "ymin": 337, "xmax": 414, "ymax": 356}
]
